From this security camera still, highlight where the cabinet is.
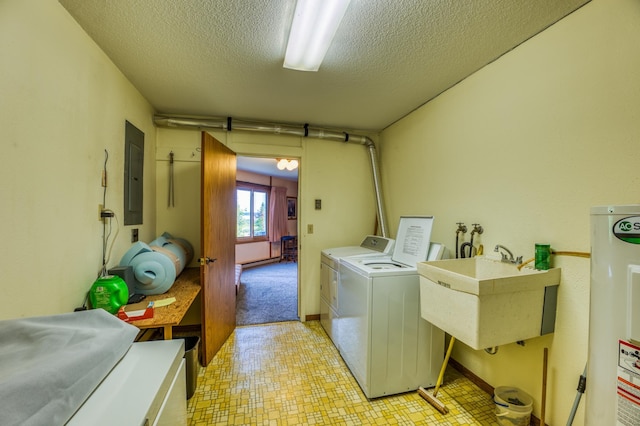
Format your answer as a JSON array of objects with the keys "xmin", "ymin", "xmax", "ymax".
[
  {"xmin": 320, "ymin": 255, "xmax": 340, "ymax": 343},
  {"xmin": 67, "ymin": 340, "xmax": 187, "ymax": 426}
]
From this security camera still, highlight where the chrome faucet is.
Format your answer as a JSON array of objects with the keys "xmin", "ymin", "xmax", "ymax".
[{"xmin": 494, "ymin": 245, "xmax": 523, "ymax": 265}]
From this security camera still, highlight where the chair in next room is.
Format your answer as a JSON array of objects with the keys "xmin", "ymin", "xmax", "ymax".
[{"xmin": 280, "ymin": 236, "xmax": 297, "ymax": 262}]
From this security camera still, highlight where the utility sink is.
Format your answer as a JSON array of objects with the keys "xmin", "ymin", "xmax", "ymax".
[{"xmin": 417, "ymin": 257, "xmax": 560, "ymax": 350}]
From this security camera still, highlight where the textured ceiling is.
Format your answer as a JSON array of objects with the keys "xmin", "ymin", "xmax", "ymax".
[
  {"xmin": 237, "ymin": 156, "xmax": 298, "ymax": 181},
  {"xmin": 59, "ymin": 0, "xmax": 590, "ymax": 132}
]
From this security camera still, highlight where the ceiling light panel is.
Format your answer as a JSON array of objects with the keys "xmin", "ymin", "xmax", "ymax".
[{"xmin": 284, "ymin": 0, "xmax": 352, "ymax": 72}]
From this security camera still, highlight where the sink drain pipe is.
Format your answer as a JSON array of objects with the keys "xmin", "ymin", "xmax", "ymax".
[{"xmin": 154, "ymin": 115, "xmax": 389, "ymax": 238}]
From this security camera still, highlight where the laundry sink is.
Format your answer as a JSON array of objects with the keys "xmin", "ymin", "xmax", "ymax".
[{"xmin": 417, "ymin": 257, "xmax": 560, "ymax": 350}]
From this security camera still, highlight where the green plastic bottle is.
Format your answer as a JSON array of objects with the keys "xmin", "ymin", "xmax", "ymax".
[
  {"xmin": 535, "ymin": 244, "xmax": 551, "ymax": 270},
  {"xmin": 89, "ymin": 275, "xmax": 129, "ymax": 314}
]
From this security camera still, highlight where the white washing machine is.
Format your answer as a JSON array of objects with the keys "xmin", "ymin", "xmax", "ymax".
[
  {"xmin": 337, "ymin": 216, "xmax": 445, "ymax": 398},
  {"xmin": 320, "ymin": 236, "xmax": 395, "ymax": 343}
]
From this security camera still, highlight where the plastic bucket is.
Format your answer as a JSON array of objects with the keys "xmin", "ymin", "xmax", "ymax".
[{"xmin": 494, "ymin": 386, "xmax": 533, "ymax": 426}]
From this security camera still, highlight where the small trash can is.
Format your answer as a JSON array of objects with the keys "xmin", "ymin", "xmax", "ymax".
[
  {"xmin": 494, "ymin": 386, "xmax": 533, "ymax": 426},
  {"xmin": 180, "ymin": 336, "xmax": 201, "ymax": 400}
]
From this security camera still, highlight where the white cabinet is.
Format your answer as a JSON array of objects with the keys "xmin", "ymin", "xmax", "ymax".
[
  {"xmin": 320, "ymin": 259, "xmax": 340, "ymax": 342},
  {"xmin": 68, "ymin": 340, "xmax": 187, "ymax": 426}
]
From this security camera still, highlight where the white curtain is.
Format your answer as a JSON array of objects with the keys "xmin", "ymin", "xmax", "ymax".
[{"xmin": 268, "ymin": 186, "xmax": 288, "ymax": 242}]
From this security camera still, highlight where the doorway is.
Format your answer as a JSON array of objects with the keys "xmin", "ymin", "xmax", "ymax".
[{"xmin": 235, "ymin": 156, "xmax": 300, "ymax": 325}]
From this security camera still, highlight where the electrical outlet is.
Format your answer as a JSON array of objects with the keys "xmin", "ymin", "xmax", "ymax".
[
  {"xmin": 98, "ymin": 204, "xmax": 104, "ymax": 221},
  {"xmin": 131, "ymin": 228, "xmax": 139, "ymax": 242}
]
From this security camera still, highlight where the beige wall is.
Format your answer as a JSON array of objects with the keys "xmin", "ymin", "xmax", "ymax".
[
  {"xmin": 0, "ymin": 0, "xmax": 157, "ymax": 319},
  {"xmin": 156, "ymin": 127, "xmax": 380, "ymax": 321},
  {"xmin": 380, "ymin": 0, "xmax": 640, "ymax": 424}
]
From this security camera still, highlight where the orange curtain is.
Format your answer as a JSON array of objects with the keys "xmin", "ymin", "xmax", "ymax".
[{"xmin": 269, "ymin": 186, "xmax": 288, "ymax": 242}]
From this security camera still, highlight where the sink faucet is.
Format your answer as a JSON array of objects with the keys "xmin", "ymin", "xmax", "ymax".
[{"xmin": 494, "ymin": 245, "xmax": 523, "ymax": 265}]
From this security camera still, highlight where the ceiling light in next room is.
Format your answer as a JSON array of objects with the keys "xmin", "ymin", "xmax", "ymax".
[
  {"xmin": 277, "ymin": 159, "xmax": 299, "ymax": 171},
  {"xmin": 283, "ymin": 0, "xmax": 352, "ymax": 72}
]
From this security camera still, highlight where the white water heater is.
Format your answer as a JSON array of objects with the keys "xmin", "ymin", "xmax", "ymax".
[{"xmin": 587, "ymin": 205, "xmax": 640, "ymax": 425}]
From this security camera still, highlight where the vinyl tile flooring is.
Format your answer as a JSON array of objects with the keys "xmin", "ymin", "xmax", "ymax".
[{"xmin": 188, "ymin": 321, "xmax": 498, "ymax": 425}]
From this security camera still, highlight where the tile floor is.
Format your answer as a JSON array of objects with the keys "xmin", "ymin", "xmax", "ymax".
[{"xmin": 188, "ymin": 321, "xmax": 499, "ymax": 425}]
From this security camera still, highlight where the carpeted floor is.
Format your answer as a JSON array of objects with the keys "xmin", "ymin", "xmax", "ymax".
[{"xmin": 236, "ymin": 262, "xmax": 299, "ymax": 325}]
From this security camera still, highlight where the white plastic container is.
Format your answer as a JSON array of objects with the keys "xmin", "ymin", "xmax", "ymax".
[{"xmin": 494, "ymin": 386, "xmax": 533, "ymax": 426}]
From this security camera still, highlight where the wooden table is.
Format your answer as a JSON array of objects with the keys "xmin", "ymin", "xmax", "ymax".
[{"xmin": 129, "ymin": 267, "xmax": 201, "ymax": 340}]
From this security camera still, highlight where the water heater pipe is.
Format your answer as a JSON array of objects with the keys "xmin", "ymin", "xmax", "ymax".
[{"xmin": 154, "ymin": 115, "xmax": 389, "ymax": 237}]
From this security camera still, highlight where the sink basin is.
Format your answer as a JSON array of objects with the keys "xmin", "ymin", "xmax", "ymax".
[{"xmin": 417, "ymin": 257, "xmax": 560, "ymax": 350}]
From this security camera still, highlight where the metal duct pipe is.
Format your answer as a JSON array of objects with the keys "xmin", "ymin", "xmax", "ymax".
[
  {"xmin": 154, "ymin": 114, "xmax": 389, "ymax": 237},
  {"xmin": 364, "ymin": 140, "xmax": 388, "ymax": 238}
]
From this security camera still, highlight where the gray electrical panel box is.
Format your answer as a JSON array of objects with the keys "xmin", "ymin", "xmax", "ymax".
[{"xmin": 124, "ymin": 121, "xmax": 144, "ymax": 225}]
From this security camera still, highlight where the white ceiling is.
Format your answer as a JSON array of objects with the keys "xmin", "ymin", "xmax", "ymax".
[
  {"xmin": 59, "ymin": 0, "xmax": 590, "ymax": 133},
  {"xmin": 237, "ymin": 156, "xmax": 299, "ymax": 181}
]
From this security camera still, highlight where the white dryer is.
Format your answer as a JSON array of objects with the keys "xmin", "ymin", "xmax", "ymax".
[
  {"xmin": 320, "ymin": 236, "xmax": 394, "ymax": 342},
  {"xmin": 337, "ymin": 216, "xmax": 445, "ymax": 398}
]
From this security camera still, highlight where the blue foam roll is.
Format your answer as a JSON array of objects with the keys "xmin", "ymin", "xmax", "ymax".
[
  {"xmin": 150, "ymin": 233, "xmax": 194, "ymax": 274},
  {"xmin": 128, "ymin": 251, "xmax": 177, "ymax": 295},
  {"xmin": 119, "ymin": 241, "xmax": 152, "ymax": 267}
]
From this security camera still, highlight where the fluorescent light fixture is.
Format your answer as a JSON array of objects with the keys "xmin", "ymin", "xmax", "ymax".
[{"xmin": 284, "ymin": 0, "xmax": 351, "ymax": 72}]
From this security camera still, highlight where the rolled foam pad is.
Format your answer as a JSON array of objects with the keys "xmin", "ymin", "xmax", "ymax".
[
  {"xmin": 169, "ymin": 237, "xmax": 194, "ymax": 264},
  {"xmin": 128, "ymin": 251, "xmax": 177, "ymax": 295},
  {"xmin": 149, "ymin": 234, "xmax": 169, "ymax": 248},
  {"xmin": 119, "ymin": 241, "xmax": 152, "ymax": 267},
  {"xmin": 156, "ymin": 232, "xmax": 194, "ymax": 263},
  {"xmin": 150, "ymin": 232, "xmax": 194, "ymax": 274}
]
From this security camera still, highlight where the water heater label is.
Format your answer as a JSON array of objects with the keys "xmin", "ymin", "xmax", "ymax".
[
  {"xmin": 618, "ymin": 340, "xmax": 640, "ymax": 425},
  {"xmin": 613, "ymin": 217, "xmax": 640, "ymax": 244}
]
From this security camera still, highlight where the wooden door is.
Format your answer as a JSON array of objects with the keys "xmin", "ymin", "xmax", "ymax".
[{"xmin": 200, "ymin": 131, "xmax": 237, "ymax": 366}]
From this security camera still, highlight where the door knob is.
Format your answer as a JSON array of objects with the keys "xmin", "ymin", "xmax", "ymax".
[{"xmin": 199, "ymin": 257, "xmax": 217, "ymax": 266}]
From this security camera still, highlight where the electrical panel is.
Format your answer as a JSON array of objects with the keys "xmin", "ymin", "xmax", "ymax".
[{"xmin": 124, "ymin": 121, "xmax": 144, "ymax": 225}]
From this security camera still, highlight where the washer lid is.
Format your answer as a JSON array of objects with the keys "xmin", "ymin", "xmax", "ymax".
[
  {"xmin": 344, "ymin": 255, "xmax": 418, "ymax": 276},
  {"xmin": 392, "ymin": 216, "xmax": 434, "ymax": 266}
]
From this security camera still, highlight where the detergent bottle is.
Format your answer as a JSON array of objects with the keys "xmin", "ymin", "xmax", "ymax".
[{"xmin": 89, "ymin": 275, "xmax": 129, "ymax": 314}]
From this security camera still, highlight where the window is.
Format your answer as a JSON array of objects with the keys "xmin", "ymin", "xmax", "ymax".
[{"xmin": 237, "ymin": 183, "xmax": 268, "ymax": 241}]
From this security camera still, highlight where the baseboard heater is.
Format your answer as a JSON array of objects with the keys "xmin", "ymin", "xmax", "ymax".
[{"xmin": 241, "ymin": 258, "xmax": 280, "ymax": 268}]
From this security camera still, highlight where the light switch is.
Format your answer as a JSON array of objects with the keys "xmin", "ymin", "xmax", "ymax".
[
  {"xmin": 307, "ymin": 224, "xmax": 314, "ymax": 234},
  {"xmin": 315, "ymin": 199, "xmax": 322, "ymax": 210}
]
